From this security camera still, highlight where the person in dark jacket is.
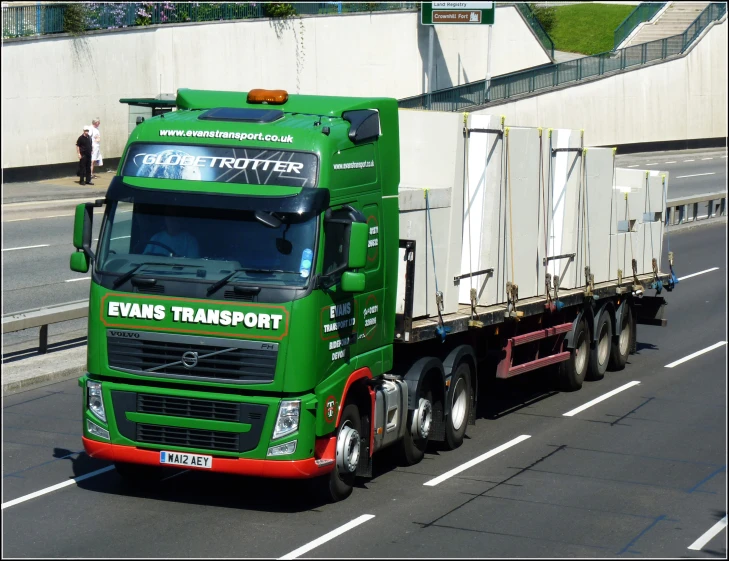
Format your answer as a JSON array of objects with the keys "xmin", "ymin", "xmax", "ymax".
[{"xmin": 76, "ymin": 126, "xmax": 93, "ymax": 185}]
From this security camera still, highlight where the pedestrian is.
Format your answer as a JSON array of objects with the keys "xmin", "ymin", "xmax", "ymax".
[
  {"xmin": 76, "ymin": 125, "xmax": 94, "ymax": 186},
  {"xmin": 90, "ymin": 118, "xmax": 103, "ymax": 179}
]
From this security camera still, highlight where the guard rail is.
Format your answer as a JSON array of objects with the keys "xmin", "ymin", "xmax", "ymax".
[
  {"xmin": 665, "ymin": 191, "xmax": 726, "ymax": 226},
  {"xmin": 2, "ymin": 300, "xmax": 88, "ymax": 353}
]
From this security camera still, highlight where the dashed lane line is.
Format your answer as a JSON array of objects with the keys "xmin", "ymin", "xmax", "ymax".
[
  {"xmin": 279, "ymin": 515, "xmax": 376, "ymax": 560},
  {"xmin": 423, "ymin": 435, "xmax": 531, "ymax": 487},
  {"xmin": 3, "ymin": 244, "xmax": 50, "ymax": 252},
  {"xmin": 2, "ymin": 466, "xmax": 115, "ymax": 510},
  {"xmin": 675, "ymin": 172, "xmax": 716, "ymax": 179},
  {"xmin": 64, "ymin": 277, "xmax": 91, "ymax": 282},
  {"xmin": 563, "ymin": 381, "xmax": 641, "ymax": 417},
  {"xmin": 677, "ymin": 267, "xmax": 719, "ymax": 281},
  {"xmin": 688, "ymin": 515, "xmax": 727, "ymax": 551},
  {"xmin": 664, "ymin": 342, "xmax": 726, "ymax": 369}
]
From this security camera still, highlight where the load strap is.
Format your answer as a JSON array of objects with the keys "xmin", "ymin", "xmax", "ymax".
[{"xmin": 424, "ymin": 188, "xmax": 451, "ymax": 342}]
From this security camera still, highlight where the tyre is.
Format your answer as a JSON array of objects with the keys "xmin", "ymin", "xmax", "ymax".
[
  {"xmin": 396, "ymin": 388, "xmax": 432, "ymax": 466},
  {"xmin": 444, "ymin": 362, "xmax": 472, "ymax": 450},
  {"xmin": 114, "ymin": 461, "xmax": 164, "ymax": 486},
  {"xmin": 312, "ymin": 403, "xmax": 361, "ymax": 503},
  {"xmin": 556, "ymin": 318, "xmax": 589, "ymax": 391},
  {"xmin": 608, "ymin": 304, "xmax": 632, "ymax": 371},
  {"xmin": 587, "ymin": 309, "xmax": 612, "ymax": 381}
]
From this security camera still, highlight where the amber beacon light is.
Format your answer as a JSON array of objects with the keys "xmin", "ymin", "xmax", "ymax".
[{"xmin": 247, "ymin": 89, "xmax": 288, "ymax": 104}]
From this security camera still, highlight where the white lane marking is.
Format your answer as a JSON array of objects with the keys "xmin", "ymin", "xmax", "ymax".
[
  {"xmin": 675, "ymin": 172, "xmax": 715, "ymax": 179},
  {"xmin": 684, "ymin": 159, "xmax": 695, "ymax": 162},
  {"xmin": 688, "ymin": 515, "xmax": 727, "ymax": 551},
  {"xmin": 563, "ymin": 381, "xmax": 641, "ymax": 417},
  {"xmin": 722, "ymin": 155, "xmax": 727, "ymax": 158},
  {"xmin": 278, "ymin": 514, "xmax": 376, "ymax": 560},
  {"xmin": 627, "ymin": 165, "xmax": 639, "ymax": 168},
  {"xmin": 701, "ymin": 157, "xmax": 713, "ymax": 160},
  {"xmin": 677, "ymin": 267, "xmax": 719, "ymax": 281},
  {"xmin": 5, "ymin": 214, "xmax": 75, "ymax": 222},
  {"xmin": 424, "ymin": 435, "xmax": 531, "ymax": 487},
  {"xmin": 645, "ymin": 162, "xmax": 659, "ymax": 165},
  {"xmin": 2, "ymin": 244, "xmax": 50, "ymax": 252},
  {"xmin": 665, "ymin": 342, "xmax": 726, "ymax": 369},
  {"xmin": 1, "ymin": 466, "xmax": 115, "ymax": 510},
  {"xmin": 665, "ymin": 161, "xmax": 676, "ymax": 164},
  {"xmin": 64, "ymin": 277, "xmax": 91, "ymax": 282}
]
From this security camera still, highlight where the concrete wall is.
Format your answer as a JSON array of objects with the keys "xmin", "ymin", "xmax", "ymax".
[
  {"xmin": 1, "ymin": 6, "xmax": 550, "ymax": 170},
  {"xmin": 475, "ymin": 19, "xmax": 728, "ymax": 147}
]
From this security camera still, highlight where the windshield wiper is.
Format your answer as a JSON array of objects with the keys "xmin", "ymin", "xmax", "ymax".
[
  {"xmin": 112, "ymin": 262, "xmax": 201, "ymax": 289},
  {"xmin": 206, "ymin": 268, "xmax": 297, "ymax": 296}
]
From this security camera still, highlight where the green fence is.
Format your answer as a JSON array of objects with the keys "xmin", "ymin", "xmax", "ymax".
[
  {"xmin": 614, "ymin": 2, "xmax": 667, "ymax": 50},
  {"xmin": 399, "ymin": 2, "xmax": 726, "ymax": 112},
  {"xmin": 2, "ymin": 2, "xmax": 416, "ymax": 39},
  {"xmin": 512, "ymin": 2, "xmax": 555, "ymax": 60}
]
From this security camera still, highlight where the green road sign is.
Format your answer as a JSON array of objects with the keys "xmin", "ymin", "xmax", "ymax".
[{"xmin": 421, "ymin": 2, "xmax": 495, "ymax": 25}]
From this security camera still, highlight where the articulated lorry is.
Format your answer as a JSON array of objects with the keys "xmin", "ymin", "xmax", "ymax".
[{"xmin": 73, "ymin": 88, "xmax": 677, "ymax": 501}]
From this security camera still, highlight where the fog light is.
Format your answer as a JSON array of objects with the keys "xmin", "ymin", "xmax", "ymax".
[
  {"xmin": 272, "ymin": 400, "xmax": 300, "ymax": 440},
  {"xmin": 86, "ymin": 380, "xmax": 106, "ymax": 422},
  {"xmin": 87, "ymin": 419, "xmax": 110, "ymax": 440},
  {"xmin": 267, "ymin": 440, "xmax": 297, "ymax": 457}
]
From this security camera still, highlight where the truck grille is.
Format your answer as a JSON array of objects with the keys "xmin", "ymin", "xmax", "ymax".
[
  {"xmin": 107, "ymin": 330, "xmax": 278, "ymax": 384},
  {"xmin": 137, "ymin": 394, "xmax": 239, "ymax": 421},
  {"xmin": 137, "ymin": 423, "xmax": 239, "ymax": 452}
]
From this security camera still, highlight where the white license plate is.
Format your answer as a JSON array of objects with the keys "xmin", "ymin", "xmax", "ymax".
[{"xmin": 160, "ymin": 451, "xmax": 212, "ymax": 469}]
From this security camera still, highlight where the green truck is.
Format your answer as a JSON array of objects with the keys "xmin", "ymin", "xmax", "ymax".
[{"xmin": 73, "ymin": 88, "xmax": 674, "ymax": 501}]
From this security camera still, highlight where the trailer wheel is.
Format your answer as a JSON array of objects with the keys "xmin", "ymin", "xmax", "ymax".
[
  {"xmin": 313, "ymin": 403, "xmax": 361, "ymax": 503},
  {"xmin": 396, "ymin": 388, "xmax": 432, "ymax": 466},
  {"xmin": 114, "ymin": 462, "xmax": 164, "ymax": 486},
  {"xmin": 557, "ymin": 319, "xmax": 589, "ymax": 391},
  {"xmin": 444, "ymin": 362, "xmax": 471, "ymax": 450},
  {"xmin": 609, "ymin": 304, "xmax": 632, "ymax": 371},
  {"xmin": 587, "ymin": 310, "xmax": 612, "ymax": 381}
]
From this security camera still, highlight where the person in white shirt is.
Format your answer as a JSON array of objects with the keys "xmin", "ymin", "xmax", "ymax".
[
  {"xmin": 90, "ymin": 118, "xmax": 103, "ymax": 179},
  {"xmin": 143, "ymin": 211, "xmax": 200, "ymax": 258}
]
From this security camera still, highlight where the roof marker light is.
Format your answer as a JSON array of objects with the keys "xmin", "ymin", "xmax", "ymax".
[{"xmin": 247, "ymin": 89, "xmax": 288, "ymax": 105}]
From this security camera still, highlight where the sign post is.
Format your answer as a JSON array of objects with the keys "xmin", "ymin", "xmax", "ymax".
[{"xmin": 421, "ymin": 3, "xmax": 495, "ymax": 106}]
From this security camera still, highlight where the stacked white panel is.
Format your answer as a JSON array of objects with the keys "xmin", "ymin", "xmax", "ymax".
[
  {"xmin": 580, "ymin": 148, "xmax": 615, "ymax": 285},
  {"xmin": 612, "ymin": 168, "xmax": 646, "ymax": 277}
]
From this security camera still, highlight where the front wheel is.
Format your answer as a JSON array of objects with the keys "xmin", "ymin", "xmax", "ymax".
[
  {"xmin": 312, "ymin": 403, "xmax": 361, "ymax": 503},
  {"xmin": 444, "ymin": 362, "xmax": 472, "ymax": 450}
]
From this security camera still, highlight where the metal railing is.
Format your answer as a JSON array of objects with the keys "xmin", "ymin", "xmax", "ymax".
[
  {"xmin": 398, "ymin": 2, "xmax": 726, "ymax": 112},
  {"xmin": 665, "ymin": 191, "xmax": 727, "ymax": 227},
  {"xmin": 2, "ymin": 2, "xmax": 417, "ymax": 39},
  {"xmin": 3, "ymin": 300, "xmax": 88, "ymax": 354},
  {"xmin": 614, "ymin": 2, "xmax": 667, "ymax": 50},
  {"xmin": 511, "ymin": 2, "xmax": 555, "ymax": 60}
]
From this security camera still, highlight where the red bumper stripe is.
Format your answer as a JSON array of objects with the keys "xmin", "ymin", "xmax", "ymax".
[{"xmin": 83, "ymin": 436, "xmax": 336, "ymax": 479}]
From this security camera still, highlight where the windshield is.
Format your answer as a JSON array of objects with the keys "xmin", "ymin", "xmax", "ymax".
[{"xmin": 96, "ymin": 200, "xmax": 318, "ymax": 292}]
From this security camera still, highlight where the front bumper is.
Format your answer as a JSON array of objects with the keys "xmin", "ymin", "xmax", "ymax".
[{"xmin": 83, "ymin": 435, "xmax": 336, "ymax": 479}]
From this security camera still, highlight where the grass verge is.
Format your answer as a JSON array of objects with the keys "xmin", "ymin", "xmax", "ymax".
[{"xmin": 547, "ymin": 3, "xmax": 636, "ymax": 55}]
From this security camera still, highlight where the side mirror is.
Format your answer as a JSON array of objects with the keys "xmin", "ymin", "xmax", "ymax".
[
  {"xmin": 348, "ymin": 222, "xmax": 368, "ymax": 270},
  {"xmin": 70, "ymin": 251, "xmax": 90, "ymax": 273},
  {"xmin": 73, "ymin": 201, "xmax": 102, "ymax": 259},
  {"xmin": 341, "ymin": 271, "xmax": 365, "ymax": 293}
]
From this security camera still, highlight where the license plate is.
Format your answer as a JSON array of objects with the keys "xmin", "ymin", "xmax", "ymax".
[{"xmin": 160, "ymin": 450, "xmax": 212, "ymax": 469}]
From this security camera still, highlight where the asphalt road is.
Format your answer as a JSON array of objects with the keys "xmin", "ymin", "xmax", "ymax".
[{"xmin": 2, "ymin": 223, "xmax": 726, "ymax": 558}]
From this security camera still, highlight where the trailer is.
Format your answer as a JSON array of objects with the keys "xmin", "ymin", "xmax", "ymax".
[{"xmin": 72, "ymin": 89, "xmax": 677, "ymax": 503}]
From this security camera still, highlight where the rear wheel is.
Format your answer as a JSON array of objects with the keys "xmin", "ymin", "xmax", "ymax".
[
  {"xmin": 444, "ymin": 362, "xmax": 471, "ymax": 450},
  {"xmin": 609, "ymin": 304, "xmax": 632, "ymax": 371},
  {"xmin": 312, "ymin": 403, "xmax": 361, "ymax": 503},
  {"xmin": 587, "ymin": 310, "xmax": 612, "ymax": 381},
  {"xmin": 556, "ymin": 319, "xmax": 589, "ymax": 391},
  {"xmin": 396, "ymin": 389, "xmax": 432, "ymax": 466}
]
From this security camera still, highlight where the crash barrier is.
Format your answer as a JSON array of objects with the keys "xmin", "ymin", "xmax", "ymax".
[
  {"xmin": 614, "ymin": 2, "xmax": 668, "ymax": 50},
  {"xmin": 665, "ymin": 191, "xmax": 727, "ymax": 226},
  {"xmin": 2, "ymin": 300, "xmax": 88, "ymax": 354},
  {"xmin": 2, "ymin": 2, "xmax": 417, "ymax": 39},
  {"xmin": 511, "ymin": 2, "xmax": 554, "ymax": 59},
  {"xmin": 398, "ymin": 2, "xmax": 727, "ymax": 111}
]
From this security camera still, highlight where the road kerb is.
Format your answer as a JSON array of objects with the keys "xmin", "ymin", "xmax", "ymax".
[{"xmin": 2, "ymin": 346, "xmax": 87, "ymax": 394}]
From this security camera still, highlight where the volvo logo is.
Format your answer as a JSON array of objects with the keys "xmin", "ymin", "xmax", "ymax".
[{"xmin": 181, "ymin": 351, "xmax": 199, "ymax": 369}]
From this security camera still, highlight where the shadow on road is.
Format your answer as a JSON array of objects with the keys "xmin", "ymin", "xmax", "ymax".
[{"xmin": 2, "ymin": 337, "xmax": 87, "ymax": 364}]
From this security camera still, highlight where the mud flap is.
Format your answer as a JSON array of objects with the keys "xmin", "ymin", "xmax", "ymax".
[{"xmin": 634, "ymin": 295, "xmax": 667, "ymax": 327}]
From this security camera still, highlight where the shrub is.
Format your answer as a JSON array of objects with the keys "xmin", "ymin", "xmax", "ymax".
[
  {"xmin": 63, "ymin": 3, "xmax": 88, "ymax": 35},
  {"xmin": 263, "ymin": 3, "xmax": 297, "ymax": 19},
  {"xmin": 530, "ymin": 4, "xmax": 556, "ymax": 34}
]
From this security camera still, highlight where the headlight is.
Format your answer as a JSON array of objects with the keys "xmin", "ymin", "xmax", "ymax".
[
  {"xmin": 87, "ymin": 380, "xmax": 106, "ymax": 422},
  {"xmin": 272, "ymin": 400, "xmax": 300, "ymax": 440}
]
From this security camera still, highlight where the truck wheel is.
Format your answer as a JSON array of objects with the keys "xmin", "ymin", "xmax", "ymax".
[
  {"xmin": 444, "ymin": 362, "xmax": 471, "ymax": 450},
  {"xmin": 314, "ymin": 403, "xmax": 361, "ymax": 503},
  {"xmin": 557, "ymin": 319, "xmax": 589, "ymax": 391},
  {"xmin": 114, "ymin": 462, "xmax": 164, "ymax": 486},
  {"xmin": 587, "ymin": 310, "xmax": 612, "ymax": 381},
  {"xmin": 609, "ymin": 304, "xmax": 632, "ymax": 371},
  {"xmin": 396, "ymin": 389, "xmax": 432, "ymax": 466}
]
